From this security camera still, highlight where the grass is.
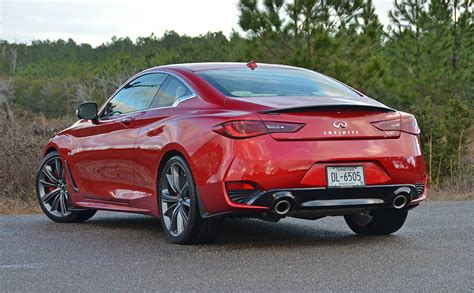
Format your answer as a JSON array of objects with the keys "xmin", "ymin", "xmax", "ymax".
[
  {"xmin": 427, "ymin": 190, "xmax": 474, "ymax": 201},
  {"xmin": 0, "ymin": 198, "xmax": 41, "ymax": 215}
]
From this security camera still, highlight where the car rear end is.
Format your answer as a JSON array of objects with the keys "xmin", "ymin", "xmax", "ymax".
[{"xmin": 195, "ymin": 65, "xmax": 427, "ymax": 220}]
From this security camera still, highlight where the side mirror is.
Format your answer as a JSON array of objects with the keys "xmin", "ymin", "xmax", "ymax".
[{"xmin": 76, "ymin": 102, "xmax": 98, "ymax": 120}]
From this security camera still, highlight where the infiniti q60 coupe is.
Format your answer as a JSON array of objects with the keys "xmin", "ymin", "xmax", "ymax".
[{"xmin": 36, "ymin": 62, "xmax": 427, "ymax": 243}]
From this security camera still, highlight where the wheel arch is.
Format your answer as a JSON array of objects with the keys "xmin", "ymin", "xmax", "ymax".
[
  {"xmin": 157, "ymin": 149, "xmax": 183, "ymax": 178},
  {"xmin": 43, "ymin": 134, "xmax": 76, "ymax": 159},
  {"xmin": 156, "ymin": 145, "xmax": 209, "ymax": 217},
  {"xmin": 45, "ymin": 146, "xmax": 58, "ymax": 156}
]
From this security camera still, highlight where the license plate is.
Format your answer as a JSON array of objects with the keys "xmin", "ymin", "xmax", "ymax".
[{"xmin": 326, "ymin": 166, "xmax": 365, "ymax": 188}]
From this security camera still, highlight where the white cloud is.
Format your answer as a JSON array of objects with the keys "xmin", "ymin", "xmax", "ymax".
[{"xmin": 374, "ymin": 0, "xmax": 394, "ymax": 27}]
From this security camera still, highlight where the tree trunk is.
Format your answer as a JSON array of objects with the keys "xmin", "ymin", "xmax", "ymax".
[{"xmin": 10, "ymin": 48, "xmax": 17, "ymax": 74}]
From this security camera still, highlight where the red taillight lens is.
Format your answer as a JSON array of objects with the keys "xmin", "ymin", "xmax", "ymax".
[
  {"xmin": 400, "ymin": 116, "xmax": 420, "ymax": 135},
  {"xmin": 371, "ymin": 116, "xmax": 420, "ymax": 135},
  {"xmin": 214, "ymin": 120, "xmax": 305, "ymax": 139},
  {"xmin": 225, "ymin": 181, "xmax": 257, "ymax": 191},
  {"xmin": 371, "ymin": 119, "xmax": 401, "ymax": 131},
  {"xmin": 214, "ymin": 120, "xmax": 268, "ymax": 138},
  {"xmin": 371, "ymin": 119, "xmax": 401, "ymax": 137}
]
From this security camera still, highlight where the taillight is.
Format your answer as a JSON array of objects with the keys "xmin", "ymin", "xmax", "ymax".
[
  {"xmin": 213, "ymin": 120, "xmax": 305, "ymax": 139},
  {"xmin": 371, "ymin": 116, "xmax": 420, "ymax": 135},
  {"xmin": 371, "ymin": 119, "xmax": 401, "ymax": 131},
  {"xmin": 214, "ymin": 120, "xmax": 266, "ymax": 138},
  {"xmin": 400, "ymin": 116, "xmax": 420, "ymax": 135}
]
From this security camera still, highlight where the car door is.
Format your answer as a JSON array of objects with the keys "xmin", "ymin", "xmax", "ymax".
[
  {"xmin": 69, "ymin": 73, "xmax": 167, "ymax": 202},
  {"xmin": 132, "ymin": 75, "xmax": 196, "ymax": 204}
]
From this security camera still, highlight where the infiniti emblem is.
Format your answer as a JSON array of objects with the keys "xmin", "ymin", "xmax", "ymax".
[{"xmin": 333, "ymin": 121, "xmax": 348, "ymax": 128}]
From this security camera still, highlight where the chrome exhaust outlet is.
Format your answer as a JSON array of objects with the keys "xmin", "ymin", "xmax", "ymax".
[
  {"xmin": 270, "ymin": 191, "xmax": 294, "ymax": 216},
  {"xmin": 392, "ymin": 194, "xmax": 408, "ymax": 209},
  {"xmin": 274, "ymin": 199, "xmax": 291, "ymax": 215}
]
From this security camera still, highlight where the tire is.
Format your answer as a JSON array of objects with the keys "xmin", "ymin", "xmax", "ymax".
[
  {"xmin": 344, "ymin": 208, "xmax": 408, "ymax": 236},
  {"xmin": 158, "ymin": 155, "xmax": 219, "ymax": 244},
  {"xmin": 36, "ymin": 151, "xmax": 96, "ymax": 223}
]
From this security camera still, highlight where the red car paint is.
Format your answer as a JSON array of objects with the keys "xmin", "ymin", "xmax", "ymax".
[{"xmin": 44, "ymin": 63, "xmax": 427, "ymax": 218}]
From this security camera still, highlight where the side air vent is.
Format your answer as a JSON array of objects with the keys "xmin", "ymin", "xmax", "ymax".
[
  {"xmin": 227, "ymin": 190, "xmax": 258, "ymax": 204},
  {"xmin": 415, "ymin": 183, "xmax": 425, "ymax": 196},
  {"xmin": 64, "ymin": 160, "xmax": 79, "ymax": 192}
]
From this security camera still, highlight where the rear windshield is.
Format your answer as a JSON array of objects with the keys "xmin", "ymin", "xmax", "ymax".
[{"xmin": 196, "ymin": 67, "xmax": 360, "ymax": 98}]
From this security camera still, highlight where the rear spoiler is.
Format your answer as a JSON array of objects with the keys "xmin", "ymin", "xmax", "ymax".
[{"xmin": 259, "ymin": 104, "xmax": 396, "ymax": 114}]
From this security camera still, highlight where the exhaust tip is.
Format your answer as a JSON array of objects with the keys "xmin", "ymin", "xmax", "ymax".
[
  {"xmin": 274, "ymin": 199, "xmax": 291, "ymax": 215},
  {"xmin": 393, "ymin": 195, "xmax": 408, "ymax": 209}
]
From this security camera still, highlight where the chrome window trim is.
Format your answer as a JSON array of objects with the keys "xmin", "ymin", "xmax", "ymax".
[
  {"xmin": 171, "ymin": 93, "xmax": 196, "ymax": 107},
  {"xmin": 98, "ymin": 70, "xmax": 197, "ymax": 121}
]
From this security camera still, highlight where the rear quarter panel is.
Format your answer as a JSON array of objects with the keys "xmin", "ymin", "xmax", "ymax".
[{"xmin": 133, "ymin": 100, "xmax": 261, "ymax": 217}]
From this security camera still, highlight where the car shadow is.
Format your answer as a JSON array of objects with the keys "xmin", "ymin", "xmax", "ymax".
[
  {"xmin": 215, "ymin": 218, "xmax": 407, "ymax": 247},
  {"xmin": 80, "ymin": 213, "xmax": 405, "ymax": 248}
]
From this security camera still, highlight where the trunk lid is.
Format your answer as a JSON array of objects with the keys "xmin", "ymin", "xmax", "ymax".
[{"xmin": 258, "ymin": 106, "xmax": 400, "ymax": 141}]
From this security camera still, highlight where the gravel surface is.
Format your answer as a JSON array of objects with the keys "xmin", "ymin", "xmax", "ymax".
[{"xmin": 1, "ymin": 201, "xmax": 473, "ymax": 292}]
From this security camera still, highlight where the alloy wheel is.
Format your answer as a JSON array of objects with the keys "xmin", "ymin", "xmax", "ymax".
[
  {"xmin": 37, "ymin": 157, "xmax": 71, "ymax": 217},
  {"xmin": 160, "ymin": 162, "xmax": 192, "ymax": 237}
]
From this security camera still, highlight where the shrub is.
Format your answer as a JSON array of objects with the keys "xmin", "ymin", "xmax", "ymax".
[
  {"xmin": 0, "ymin": 105, "xmax": 73, "ymax": 207},
  {"xmin": 415, "ymin": 96, "xmax": 473, "ymax": 190}
]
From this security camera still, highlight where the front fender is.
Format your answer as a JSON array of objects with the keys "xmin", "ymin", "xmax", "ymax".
[{"xmin": 43, "ymin": 134, "xmax": 77, "ymax": 160}]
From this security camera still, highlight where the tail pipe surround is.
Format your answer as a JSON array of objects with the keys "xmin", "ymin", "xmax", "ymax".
[
  {"xmin": 392, "ymin": 187, "xmax": 411, "ymax": 209},
  {"xmin": 271, "ymin": 191, "xmax": 295, "ymax": 216}
]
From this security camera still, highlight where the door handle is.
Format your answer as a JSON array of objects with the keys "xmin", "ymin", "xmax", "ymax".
[{"xmin": 120, "ymin": 117, "xmax": 134, "ymax": 126}]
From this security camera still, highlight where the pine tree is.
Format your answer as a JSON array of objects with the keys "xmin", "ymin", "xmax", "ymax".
[
  {"xmin": 238, "ymin": 0, "xmax": 365, "ymax": 69},
  {"xmin": 385, "ymin": 0, "xmax": 429, "ymax": 108}
]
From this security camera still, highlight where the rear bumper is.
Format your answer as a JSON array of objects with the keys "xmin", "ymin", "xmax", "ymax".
[
  {"xmin": 203, "ymin": 183, "xmax": 426, "ymax": 219},
  {"xmin": 246, "ymin": 184, "xmax": 424, "ymax": 209}
]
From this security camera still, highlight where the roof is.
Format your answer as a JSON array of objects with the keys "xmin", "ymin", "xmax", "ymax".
[{"xmin": 152, "ymin": 62, "xmax": 301, "ymax": 72}]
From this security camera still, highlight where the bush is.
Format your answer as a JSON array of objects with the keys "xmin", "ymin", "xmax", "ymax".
[
  {"xmin": 415, "ymin": 96, "xmax": 473, "ymax": 189},
  {"xmin": 0, "ymin": 105, "xmax": 73, "ymax": 213}
]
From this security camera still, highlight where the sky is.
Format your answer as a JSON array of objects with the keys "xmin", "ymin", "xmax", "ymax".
[{"xmin": 0, "ymin": 0, "xmax": 394, "ymax": 47}]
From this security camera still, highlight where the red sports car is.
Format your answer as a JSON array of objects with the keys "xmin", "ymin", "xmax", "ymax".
[{"xmin": 36, "ymin": 62, "xmax": 427, "ymax": 244}]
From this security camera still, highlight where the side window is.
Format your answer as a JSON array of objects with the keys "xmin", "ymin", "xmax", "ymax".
[
  {"xmin": 101, "ymin": 73, "xmax": 167, "ymax": 118},
  {"xmin": 150, "ymin": 75, "xmax": 193, "ymax": 108}
]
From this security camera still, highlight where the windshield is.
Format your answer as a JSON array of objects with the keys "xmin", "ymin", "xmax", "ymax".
[{"xmin": 196, "ymin": 67, "xmax": 360, "ymax": 98}]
